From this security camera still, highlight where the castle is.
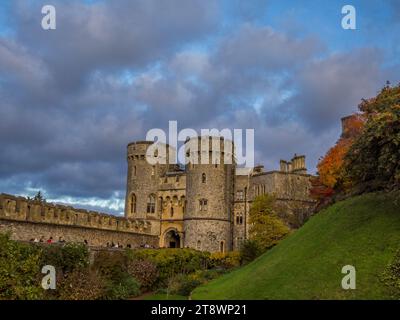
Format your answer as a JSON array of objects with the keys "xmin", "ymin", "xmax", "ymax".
[
  {"xmin": 0, "ymin": 136, "xmax": 315, "ymax": 252},
  {"xmin": 125, "ymin": 136, "xmax": 315, "ymax": 252}
]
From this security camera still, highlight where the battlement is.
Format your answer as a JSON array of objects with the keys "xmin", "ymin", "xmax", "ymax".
[
  {"xmin": 280, "ymin": 154, "xmax": 307, "ymax": 174},
  {"xmin": 0, "ymin": 193, "xmax": 152, "ymax": 235}
]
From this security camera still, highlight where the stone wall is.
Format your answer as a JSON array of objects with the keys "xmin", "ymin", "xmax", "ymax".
[{"xmin": 0, "ymin": 193, "xmax": 158, "ymax": 247}]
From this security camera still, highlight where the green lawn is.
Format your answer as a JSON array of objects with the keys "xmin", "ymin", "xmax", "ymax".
[{"xmin": 192, "ymin": 192, "xmax": 400, "ymax": 299}]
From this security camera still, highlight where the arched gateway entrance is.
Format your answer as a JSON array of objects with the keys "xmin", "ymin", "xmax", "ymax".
[{"xmin": 164, "ymin": 229, "xmax": 181, "ymax": 248}]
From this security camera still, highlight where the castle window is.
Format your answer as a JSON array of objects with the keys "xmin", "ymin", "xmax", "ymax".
[
  {"xmin": 197, "ymin": 240, "xmax": 201, "ymax": 250},
  {"xmin": 236, "ymin": 190, "xmax": 244, "ymax": 200},
  {"xmin": 147, "ymin": 194, "xmax": 156, "ymax": 214},
  {"xmin": 133, "ymin": 166, "xmax": 137, "ymax": 176},
  {"xmin": 170, "ymin": 207, "xmax": 174, "ymax": 217},
  {"xmin": 199, "ymin": 199, "xmax": 208, "ymax": 211},
  {"xmin": 130, "ymin": 193, "xmax": 136, "ymax": 214},
  {"xmin": 220, "ymin": 241, "xmax": 225, "ymax": 253},
  {"xmin": 202, "ymin": 173, "xmax": 206, "ymax": 183},
  {"xmin": 236, "ymin": 213, "xmax": 243, "ymax": 225}
]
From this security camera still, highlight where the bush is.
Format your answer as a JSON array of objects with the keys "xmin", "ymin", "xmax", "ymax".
[
  {"xmin": 240, "ymin": 240, "xmax": 263, "ymax": 265},
  {"xmin": 249, "ymin": 194, "xmax": 290, "ymax": 251},
  {"xmin": 127, "ymin": 258, "xmax": 159, "ymax": 290},
  {"xmin": 167, "ymin": 269, "xmax": 226, "ymax": 296},
  {"xmin": 126, "ymin": 248, "xmax": 210, "ymax": 285},
  {"xmin": 0, "ymin": 233, "xmax": 43, "ymax": 299},
  {"xmin": 103, "ymin": 274, "xmax": 140, "ymax": 300},
  {"xmin": 57, "ymin": 269, "xmax": 104, "ymax": 300},
  {"xmin": 92, "ymin": 250, "xmax": 127, "ymax": 280},
  {"xmin": 209, "ymin": 251, "xmax": 241, "ymax": 269},
  {"xmin": 40, "ymin": 242, "xmax": 89, "ymax": 274},
  {"xmin": 167, "ymin": 274, "xmax": 202, "ymax": 296}
]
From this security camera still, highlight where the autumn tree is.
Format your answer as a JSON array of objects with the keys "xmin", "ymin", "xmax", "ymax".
[
  {"xmin": 248, "ymin": 194, "xmax": 289, "ymax": 251},
  {"xmin": 316, "ymin": 113, "xmax": 365, "ymax": 191},
  {"xmin": 344, "ymin": 83, "xmax": 400, "ymax": 190}
]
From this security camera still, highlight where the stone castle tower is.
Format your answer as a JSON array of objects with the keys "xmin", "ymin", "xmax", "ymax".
[
  {"xmin": 124, "ymin": 137, "xmax": 315, "ymax": 252},
  {"xmin": 184, "ymin": 136, "xmax": 235, "ymax": 252},
  {"xmin": 125, "ymin": 141, "xmax": 169, "ymax": 219}
]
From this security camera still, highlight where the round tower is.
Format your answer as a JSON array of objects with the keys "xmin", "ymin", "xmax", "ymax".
[
  {"xmin": 183, "ymin": 136, "xmax": 235, "ymax": 252},
  {"xmin": 125, "ymin": 141, "xmax": 169, "ymax": 219}
]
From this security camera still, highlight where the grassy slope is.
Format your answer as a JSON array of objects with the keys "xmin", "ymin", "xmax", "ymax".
[{"xmin": 192, "ymin": 192, "xmax": 400, "ymax": 299}]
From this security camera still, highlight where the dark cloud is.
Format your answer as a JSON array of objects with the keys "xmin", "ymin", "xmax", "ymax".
[
  {"xmin": 282, "ymin": 48, "xmax": 385, "ymax": 132},
  {"xmin": 0, "ymin": 0, "xmax": 398, "ymax": 213}
]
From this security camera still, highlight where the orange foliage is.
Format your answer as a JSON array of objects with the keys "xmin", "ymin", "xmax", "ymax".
[
  {"xmin": 317, "ymin": 139, "xmax": 352, "ymax": 188},
  {"xmin": 309, "ymin": 176, "xmax": 334, "ymax": 200},
  {"xmin": 317, "ymin": 114, "xmax": 365, "ymax": 190}
]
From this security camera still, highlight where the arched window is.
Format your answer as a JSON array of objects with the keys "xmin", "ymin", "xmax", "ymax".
[
  {"xmin": 197, "ymin": 240, "xmax": 201, "ymax": 250},
  {"xmin": 130, "ymin": 193, "xmax": 136, "ymax": 214},
  {"xmin": 202, "ymin": 173, "xmax": 206, "ymax": 183},
  {"xmin": 236, "ymin": 213, "xmax": 243, "ymax": 225},
  {"xmin": 170, "ymin": 207, "xmax": 174, "ymax": 217},
  {"xmin": 133, "ymin": 166, "xmax": 137, "ymax": 176},
  {"xmin": 147, "ymin": 194, "xmax": 156, "ymax": 214},
  {"xmin": 220, "ymin": 241, "xmax": 225, "ymax": 253},
  {"xmin": 199, "ymin": 199, "xmax": 208, "ymax": 211}
]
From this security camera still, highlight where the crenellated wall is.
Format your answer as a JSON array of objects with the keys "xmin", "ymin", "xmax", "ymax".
[{"xmin": 0, "ymin": 193, "xmax": 159, "ymax": 247}]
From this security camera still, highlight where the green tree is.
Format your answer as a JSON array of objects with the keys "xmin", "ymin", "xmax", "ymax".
[
  {"xmin": 248, "ymin": 194, "xmax": 290, "ymax": 251},
  {"xmin": 0, "ymin": 233, "xmax": 43, "ymax": 299},
  {"xmin": 344, "ymin": 83, "xmax": 400, "ymax": 190},
  {"xmin": 33, "ymin": 191, "xmax": 46, "ymax": 202}
]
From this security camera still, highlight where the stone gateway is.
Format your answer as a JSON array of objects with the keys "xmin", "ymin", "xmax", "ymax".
[{"xmin": 125, "ymin": 136, "xmax": 315, "ymax": 252}]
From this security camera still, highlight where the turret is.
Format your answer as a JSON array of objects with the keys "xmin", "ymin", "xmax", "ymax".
[
  {"xmin": 125, "ymin": 141, "xmax": 170, "ymax": 219},
  {"xmin": 183, "ymin": 136, "xmax": 235, "ymax": 252}
]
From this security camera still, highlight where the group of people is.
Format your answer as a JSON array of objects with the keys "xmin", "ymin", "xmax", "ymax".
[
  {"xmin": 106, "ymin": 242, "xmax": 132, "ymax": 248},
  {"xmin": 29, "ymin": 236, "xmax": 88, "ymax": 245},
  {"xmin": 28, "ymin": 237, "xmax": 154, "ymax": 249}
]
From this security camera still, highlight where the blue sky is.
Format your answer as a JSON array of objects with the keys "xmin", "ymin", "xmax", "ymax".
[{"xmin": 0, "ymin": 0, "xmax": 399, "ymax": 215}]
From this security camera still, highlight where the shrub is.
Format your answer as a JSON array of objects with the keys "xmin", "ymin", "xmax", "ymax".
[
  {"xmin": 57, "ymin": 269, "xmax": 104, "ymax": 300},
  {"xmin": 167, "ymin": 274, "xmax": 202, "ymax": 296},
  {"xmin": 126, "ymin": 248, "xmax": 210, "ymax": 285},
  {"xmin": 40, "ymin": 242, "xmax": 89, "ymax": 274},
  {"xmin": 92, "ymin": 250, "xmax": 127, "ymax": 279},
  {"xmin": 209, "ymin": 251, "xmax": 241, "ymax": 269},
  {"xmin": 103, "ymin": 274, "xmax": 140, "ymax": 300},
  {"xmin": 249, "ymin": 194, "xmax": 290, "ymax": 251},
  {"xmin": 240, "ymin": 240, "xmax": 263, "ymax": 264},
  {"xmin": 127, "ymin": 258, "xmax": 159, "ymax": 290},
  {"xmin": 167, "ymin": 269, "xmax": 226, "ymax": 296},
  {"xmin": 0, "ymin": 233, "xmax": 43, "ymax": 299}
]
